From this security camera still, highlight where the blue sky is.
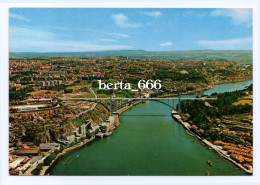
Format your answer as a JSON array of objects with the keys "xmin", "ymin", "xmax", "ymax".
[{"xmin": 9, "ymin": 8, "xmax": 252, "ymax": 52}]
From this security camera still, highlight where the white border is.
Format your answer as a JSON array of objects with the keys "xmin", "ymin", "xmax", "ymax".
[{"xmin": 1, "ymin": 0, "xmax": 260, "ymax": 185}]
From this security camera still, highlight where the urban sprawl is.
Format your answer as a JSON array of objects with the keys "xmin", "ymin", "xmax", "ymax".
[{"xmin": 9, "ymin": 57, "xmax": 252, "ymax": 175}]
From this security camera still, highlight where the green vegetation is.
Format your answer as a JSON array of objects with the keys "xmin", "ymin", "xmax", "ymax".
[
  {"xmin": 64, "ymin": 88, "xmax": 73, "ymax": 93},
  {"xmin": 21, "ymin": 129, "xmax": 39, "ymax": 145},
  {"xmin": 79, "ymin": 137, "xmax": 86, "ymax": 142},
  {"xmin": 31, "ymin": 163, "xmax": 43, "ymax": 175},
  {"xmin": 43, "ymin": 152, "xmax": 57, "ymax": 166},
  {"xmin": 42, "ymin": 84, "xmax": 67, "ymax": 91},
  {"xmin": 71, "ymin": 115, "xmax": 86, "ymax": 128},
  {"xmin": 60, "ymin": 145, "xmax": 66, "ymax": 152},
  {"xmin": 179, "ymin": 88, "xmax": 252, "ymax": 142},
  {"xmin": 69, "ymin": 142, "xmax": 75, "ymax": 147},
  {"xmin": 9, "ymin": 71, "xmax": 36, "ymax": 84},
  {"xmin": 95, "ymin": 128, "xmax": 100, "ymax": 134},
  {"xmin": 86, "ymin": 131, "xmax": 93, "ymax": 138},
  {"xmin": 96, "ymin": 89, "xmax": 135, "ymax": 98},
  {"xmin": 154, "ymin": 71, "xmax": 205, "ymax": 83},
  {"xmin": 9, "ymin": 86, "xmax": 34, "ymax": 101},
  {"xmin": 100, "ymin": 125, "xmax": 107, "ymax": 133}
]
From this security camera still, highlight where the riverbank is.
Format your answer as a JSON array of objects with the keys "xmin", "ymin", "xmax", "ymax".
[
  {"xmin": 40, "ymin": 101, "xmax": 142, "ymax": 175},
  {"xmin": 156, "ymin": 78, "xmax": 252, "ymax": 98},
  {"xmin": 44, "ymin": 80, "xmax": 252, "ymax": 175},
  {"xmin": 157, "ymin": 84, "xmax": 214, "ymax": 98},
  {"xmin": 39, "ymin": 135, "xmax": 96, "ymax": 175},
  {"xmin": 171, "ymin": 110, "xmax": 253, "ymax": 174}
]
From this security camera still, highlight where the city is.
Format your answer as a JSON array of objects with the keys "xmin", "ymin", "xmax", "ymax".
[
  {"xmin": 8, "ymin": 8, "xmax": 253, "ymax": 176},
  {"xmin": 9, "ymin": 55, "xmax": 252, "ymax": 175}
]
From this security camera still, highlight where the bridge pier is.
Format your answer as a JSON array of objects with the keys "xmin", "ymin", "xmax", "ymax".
[
  {"xmin": 110, "ymin": 97, "xmax": 112, "ymax": 115},
  {"xmin": 178, "ymin": 96, "xmax": 181, "ymax": 114}
]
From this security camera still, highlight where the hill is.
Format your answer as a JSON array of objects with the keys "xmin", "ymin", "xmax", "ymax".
[{"xmin": 9, "ymin": 50, "xmax": 252, "ymax": 64}]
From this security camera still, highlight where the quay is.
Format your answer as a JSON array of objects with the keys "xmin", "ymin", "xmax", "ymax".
[{"xmin": 171, "ymin": 110, "xmax": 253, "ymax": 174}]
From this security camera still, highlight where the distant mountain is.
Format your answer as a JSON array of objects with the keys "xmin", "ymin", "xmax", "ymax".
[{"xmin": 9, "ymin": 50, "xmax": 252, "ymax": 64}]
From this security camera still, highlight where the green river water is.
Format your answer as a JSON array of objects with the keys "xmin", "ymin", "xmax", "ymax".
[{"xmin": 48, "ymin": 80, "xmax": 252, "ymax": 175}]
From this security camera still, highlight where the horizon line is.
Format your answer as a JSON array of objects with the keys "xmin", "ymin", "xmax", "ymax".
[{"xmin": 9, "ymin": 49, "xmax": 253, "ymax": 53}]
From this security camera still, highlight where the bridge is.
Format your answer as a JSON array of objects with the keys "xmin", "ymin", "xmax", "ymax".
[{"xmin": 60, "ymin": 97, "xmax": 218, "ymax": 115}]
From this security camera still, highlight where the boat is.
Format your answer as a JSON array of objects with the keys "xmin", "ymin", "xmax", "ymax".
[
  {"xmin": 207, "ymin": 160, "xmax": 213, "ymax": 167},
  {"xmin": 68, "ymin": 155, "xmax": 78, "ymax": 164},
  {"xmin": 96, "ymin": 133, "xmax": 104, "ymax": 138},
  {"xmin": 104, "ymin": 131, "xmax": 113, "ymax": 137}
]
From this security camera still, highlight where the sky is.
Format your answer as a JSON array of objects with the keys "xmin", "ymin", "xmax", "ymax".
[{"xmin": 9, "ymin": 8, "xmax": 252, "ymax": 52}]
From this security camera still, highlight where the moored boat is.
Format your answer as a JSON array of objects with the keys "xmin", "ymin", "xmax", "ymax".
[{"xmin": 207, "ymin": 160, "xmax": 213, "ymax": 167}]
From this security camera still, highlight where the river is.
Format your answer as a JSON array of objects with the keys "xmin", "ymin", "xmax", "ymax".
[{"xmin": 48, "ymin": 80, "xmax": 252, "ymax": 175}]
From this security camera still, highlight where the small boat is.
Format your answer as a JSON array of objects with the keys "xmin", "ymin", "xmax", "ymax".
[
  {"xmin": 206, "ymin": 171, "xmax": 210, "ymax": 176},
  {"xmin": 207, "ymin": 160, "xmax": 213, "ymax": 167}
]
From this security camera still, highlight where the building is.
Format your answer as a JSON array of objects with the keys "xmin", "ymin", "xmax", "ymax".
[
  {"xmin": 39, "ymin": 143, "xmax": 60, "ymax": 152},
  {"xmin": 58, "ymin": 135, "xmax": 75, "ymax": 144},
  {"xmin": 28, "ymin": 98, "xmax": 52, "ymax": 103},
  {"xmin": 39, "ymin": 81, "xmax": 46, "ymax": 87},
  {"xmin": 14, "ymin": 148, "xmax": 40, "ymax": 156},
  {"xmin": 57, "ymin": 80, "xmax": 62, "ymax": 85}
]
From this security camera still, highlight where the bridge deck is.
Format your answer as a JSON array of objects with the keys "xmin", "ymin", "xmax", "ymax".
[{"xmin": 61, "ymin": 97, "xmax": 219, "ymax": 100}]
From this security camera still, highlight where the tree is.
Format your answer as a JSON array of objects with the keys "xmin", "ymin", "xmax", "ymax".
[
  {"xmin": 95, "ymin": 128, "xmax": 100, "ymax": 134},
  {"xmin": 100, "ymin": 125, "xmax": 107, "ymax": 133},
  {"xmin": 86, "ymin": 131, "xmax": 93, "ymax": 138},
  {"xmin": 60, "ymin": 145, "xmax": 66, "ymax": 152},
  {"xmin": 31, "ymin": 163, "xmax": 43, "ymax": 175},
  {"xmin": 43, "ymin": 152, "xmax": 57, "ymax": 166},
  {"xmin": 54, "ymin": 149, "xmax": 59, "ymax": 155}
]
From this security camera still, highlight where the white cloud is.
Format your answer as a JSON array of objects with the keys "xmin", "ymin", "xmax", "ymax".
[
  {"xmin": 110, "ymin": 33, "xmax": 129, "ymax": 38},
  {"xmin": 195, "ymin": 37, "xmax": 252, "ymax": 49},
  {"xmin": 183, "ymin": 10, "xmax": 206, "ymax": 18},
  {"xmin": 160, "ymin": 42, "xmax": 172, "ymax": 47},
  {"xmin": 211, "ymin": 9, "xmax": 252, "ymax": 26},
  {"xmin": 9, "ymin": 13, "xmax": 30, "ymax": 22},
  {"xmin": 10, "ymin": 38, "xmax": 133, "ymax": 52},
  {"xmin": 47, "ymin": 26, "xmax": 130, "ymax": 38},
  {"xmin": 55, "ymin": 26, "xmax": 70, "ymax": 30},
  {"xmin": 74, "ymin": 28, "xmax": 129, "ymax": 38},
  {"xmin": 95, "ymin": 38, "xmax": 118, "ymax": 42},
  {"xmin": 10, "ymin": 26, "xmax": 55, "ymax": 39},
  {"xmin": 9, "ymin": 26, "xmax": 132, "ymax": 52},
  {"xmin": 142, "ymin": 11, "xmax": 162, "ymax": 18},
  {"xmin": 111, "ymin": 13, "xmax": 141, "ymax": 28}
]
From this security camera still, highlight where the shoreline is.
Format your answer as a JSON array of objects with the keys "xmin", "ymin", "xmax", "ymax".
[
  {"xmin": 40, "ymin": 79, "xmax": 252, "ymax": 175},
  {"xmin": 156, "ymin": 78, "xmax": 252, "ymax": 98},
  {"xmin": 41, "ymin": 99, "xmax": 142, "ymax": 175},
  {"xmin": 171, "ymin": 110, "xmax": 253, "ymax": 174},
  {"xmin": 40, "ymin": 136, "xmax": 96, "ymax": 175}
]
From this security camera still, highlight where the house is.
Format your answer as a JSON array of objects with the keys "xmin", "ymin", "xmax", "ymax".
[{"xmin": 15, "ymin": 148, "xmax": 40, "ymax": 156}]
